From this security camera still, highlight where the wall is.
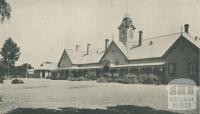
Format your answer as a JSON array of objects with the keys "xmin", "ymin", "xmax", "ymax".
[
  {"xmin": 102, "ymin": 42, "xmax": 128, "ymax": 65},
  {"xmin": 58, "ymin": 50, "xmax": 72, "ymax": 68},
  {"xmin": 164, "ymin": 37, "xmax": 199, "ymax": 84}
]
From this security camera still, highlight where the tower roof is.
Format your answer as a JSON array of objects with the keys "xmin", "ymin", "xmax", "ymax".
[{"xmin": 119, "ymin": 16, "xmax": 136, "ymax": 29}]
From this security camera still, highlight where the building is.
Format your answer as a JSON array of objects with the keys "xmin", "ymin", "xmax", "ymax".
[
  {"xmin": 56, "ymin": 16, "xmax": 200, "ymax": 85},
  {"xmin": 34, "ymin": 62, "xmax": 57, "ymax": 78}
]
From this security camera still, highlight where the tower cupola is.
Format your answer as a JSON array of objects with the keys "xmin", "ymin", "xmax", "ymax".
[{"xmin": 118, "ymin": 16, "xmax": 136, "ymax": 47}]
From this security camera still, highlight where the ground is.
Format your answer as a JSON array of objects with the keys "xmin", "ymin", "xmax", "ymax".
[{"xmin": 0, "ymin": 79, "xmax": 199, "ymax": 114}]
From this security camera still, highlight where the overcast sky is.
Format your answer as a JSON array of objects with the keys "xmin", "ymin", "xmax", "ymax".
[{"xmin": 0, "ymin": 0, "xmax": 200, "ymax": 67}]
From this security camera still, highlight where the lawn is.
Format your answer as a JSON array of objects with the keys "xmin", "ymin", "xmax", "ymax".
[{"xmin": 0, "ymin": 79, "xmax": 199, "ymax": 114}]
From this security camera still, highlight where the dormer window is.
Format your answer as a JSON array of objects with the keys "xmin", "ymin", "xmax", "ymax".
[{"xmin": 149, "ymin": 41, "xmax": 153, "ymax": 45}]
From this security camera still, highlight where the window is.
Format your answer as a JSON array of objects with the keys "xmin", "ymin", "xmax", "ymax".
[
  {"xmin": 169, "ymin": 63, "xmax": 176, "ymax": 75},
  {"xmin": 188, "ymin": 63, "xmax": 197, "ymax": 75},
  {"xmin": 128, "ymin": 29, "xmax": 133, "ymax": 39},
  {"xmin": 120, "ymin": 30, "xmax": 126, "ymax": 39}
]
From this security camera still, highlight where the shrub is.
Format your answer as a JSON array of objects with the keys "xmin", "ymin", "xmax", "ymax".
[
  {"xmin": 103, "ymin": 73, "xmax": 112, "ymax": 78},
  {"xmin": 68, "ymin": 77, "xmax": 76, "ymax": 81},
  {"xmin": 68, "ymin": 76, "xmax": 89, "ymax": 81},
  {"xmin": 112, "ymin": 73, "xmax": 119, "ymax": 78},
  {"xmin": 85, "ymin": 72, "xmax": 97, "ymax": 80},
  {"xmin": 96, "ymin": 77, "xmax": 105, "ymax": 83},
  {"xmin": 77, "ymin": 76, "xmax": 88, "ymax": 81},
  {"xmin": 121, "ymin": 74, "xmax": 139, "ymax": 84},
  {"xmin": 97, "ymin": 77, "xmax": 112, "ymax": 83},
  {"xmin": 97, "ymin": 73, "xmax": 160, "ymax": 84},
  {"xmin": 139, "ymin": 74, "xmax": 159, "ymax": 84},
  {"xmin": 114, "ymin": 78, "xmax": 124, "ymax": 83},
  {"xmin": 11, "ymin": 79, "xmax": 24, "ymax": 84}
]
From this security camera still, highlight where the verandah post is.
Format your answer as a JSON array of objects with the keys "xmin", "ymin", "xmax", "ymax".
[
  {"xmin": 128, "ymin": 67, "xmax": 130, "ymax": 74},
  {"xmin": 64, "ymin": 70, "xmax": 65, "ymax": 79},
  {"xmin": 69, "ymin": 70, "xmax": 71, "ymax": 79},
  {"xmin": 118, "ymin": 68, "xmax": 120, "ymax": 77}
]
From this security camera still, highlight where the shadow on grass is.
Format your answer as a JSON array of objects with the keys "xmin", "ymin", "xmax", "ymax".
[{"xmin": 6, "ymin": 105, "xmax": 181, "ymax": 114}]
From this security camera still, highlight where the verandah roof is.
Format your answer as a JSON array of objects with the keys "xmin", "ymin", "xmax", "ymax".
[
  {"xmin": 56, "ymin": 62, "xmax": 165, "ymax": 71},
  {"xmin": 56, "ymin": 66, "xmax": 103, "ymax": 70},
  {"xmin": 111, "ymin": 62, "xmax": 165, "ymax": 68}
]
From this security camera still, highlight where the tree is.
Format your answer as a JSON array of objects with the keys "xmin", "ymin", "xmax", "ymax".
[
  {"xmin": 14, "ymin": 63, "xmax": 33, "ymax": 77},
  {"xmin": 0, "ymin": 0, "xmax": 11, "ymax": 23},
  {"xmin": 0, "ymin": 38, "xmax": 21, "ymax": 67}
]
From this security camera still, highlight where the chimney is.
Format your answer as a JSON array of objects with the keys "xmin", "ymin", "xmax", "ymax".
[
  {"xmin": 184, "ymin": 24, "xmax": 189, "ymax": 33},
  {"xmin": 139, "ymin": 31, "xmax": 143, "ymax": 46},
  {"xmin": 105, "ymin": 39, "xmax": 109, "ymax": 50},
  {"xmin": 75, "ymin": 44, "xmax": 80, "ymax": 52},
  {"xmin": 87, "ymin": 43, "xmax": 91, "ymax": 55}
]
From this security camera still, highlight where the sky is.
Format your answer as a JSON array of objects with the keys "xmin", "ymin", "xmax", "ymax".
[{"xmin": 0, "ymin": 0, "xmax": 200, "ymax": 67}]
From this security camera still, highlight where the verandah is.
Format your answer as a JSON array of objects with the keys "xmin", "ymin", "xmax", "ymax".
[{"xmin": 53, "ymin": 62, "xmax": 165, "ymax": 80}]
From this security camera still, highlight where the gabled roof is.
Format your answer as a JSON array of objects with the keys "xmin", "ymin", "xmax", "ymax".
[
  {"xmin": 60, "ymin": 32, "xmax": 200, "ymax": 65},
  {"xmin": 65, "ymin": 48, "xmax": 105, "ymax": 65},
  {"xmin": 99, "ymin": 40, "xmax": 129, "ymax": 62},
  {"xmin": 113, "ymin": 32, "xmax": 200, "ymax": 60},
  {"xmin": 182, "ymin": 33, "xmax": 200, "ymax": 48},
  {"xmin": 127, "ymin": 33, "xmax": 181, "ymax": 60}
]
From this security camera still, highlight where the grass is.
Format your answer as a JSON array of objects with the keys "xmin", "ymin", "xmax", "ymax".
[{"xmin": 0, "ymin": 79, "xmax": 199, "ymax": 114}]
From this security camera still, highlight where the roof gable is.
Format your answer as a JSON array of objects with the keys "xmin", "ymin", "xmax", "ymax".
[
  {"xmin": 182, "ymin": 33, "xmax": 200, "ymax": 48},
  {"xmin": 58, "ymin": 50, "xmax": 72, "ymax": 67},
  {"xmin": 100, "ymin": 41, "xmax": 128, "ymax": 63},
  {"xmin": 66, "ymin": 48, "xmax": 105, "ymax": 65}
]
